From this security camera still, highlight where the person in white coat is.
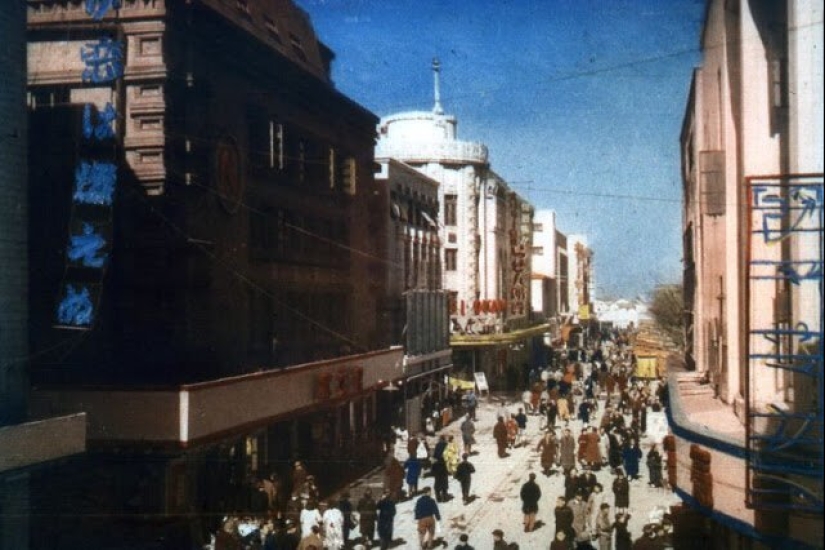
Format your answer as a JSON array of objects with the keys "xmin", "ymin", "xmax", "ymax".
[
  {"xmin": 300, "ymin": 500, "xmax": 322, "ymax": 539},
  {"xmin": 322, "ymin": 500, "xmax": 345, "ymax": 550}
]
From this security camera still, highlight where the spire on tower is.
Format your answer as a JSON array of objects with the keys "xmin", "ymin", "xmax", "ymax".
[{"xmin": 432, "ymin": 57, "xmax": 444, "ymax": 115}]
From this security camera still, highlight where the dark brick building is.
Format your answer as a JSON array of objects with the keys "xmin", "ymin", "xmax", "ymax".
[{"xmin": 24, "ymin": 1, "xmax": 398, "ymax": 547}]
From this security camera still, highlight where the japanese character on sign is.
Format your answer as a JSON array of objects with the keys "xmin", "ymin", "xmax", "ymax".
[
  {"xmin": 83, "ymin": 103, "xmax": 117, "ymax": 141},
  {"xmin": 81, "ymin": 37, "xmax": 124, "ymax": 83},
  {"xmin": 67, "ymin": 223, "xmax": 109, "ymax": 269},
  {"xmin": 85, "ymin": 0, "xmax": 122, "ymax": 21},
  {"xmin": 74, "ymin": 160, "xmax": 117, "ymax": 206},
  {"xmin": 56, "ymin": 284, "xmax": 95, "ymax": 327}
]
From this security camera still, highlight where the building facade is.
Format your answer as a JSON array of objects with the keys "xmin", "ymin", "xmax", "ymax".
[
  {"xmin": 530, "ymin": 209, "xmax": 560, "ymax": 325},
  {"xmin": 676, "ymin": 0, "xmax": 823, "ymax": 547},
  {"xmin": 24, "ymin": 1, "xmax": 400, "ymax": 547},
  {"xmin": 376, "ymin": 61, "xmax": 547, "ymax": 392},
  {"xmin": 375, "ymin": 159, "xmax": 452, "ymax": 434}
]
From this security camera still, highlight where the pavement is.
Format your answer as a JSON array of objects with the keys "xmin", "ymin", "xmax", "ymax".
[{"xmin": 334, "ymin": 391, "xmax": 680, "ymax": 549}]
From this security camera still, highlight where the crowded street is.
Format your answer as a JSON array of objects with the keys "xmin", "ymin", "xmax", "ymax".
[{"xmin": 210, "ymin": 329, "xmax": 681, "ymax": 549}]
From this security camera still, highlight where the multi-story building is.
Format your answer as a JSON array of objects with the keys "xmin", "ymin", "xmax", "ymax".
[
  {"xmin": 375, "ymin": 158, "xmax": 451, "ymax": 433},
  {"xmin": 676, "ymin": 0, "xmax": 822, "ymax": 547},
  {"xmin": 567, "ymin": 234, "xmax": 594, "ymax": 321},
  {"xmin": 0, "ymin": 5, "xmax": 86, "ymax": 550},
  {"xmin": 24, "ymin": 1, "xmax": 401, "ymax": 546},
  {"xmin": 531, "ymin": 209, "xmax": 560, "ymax": 325},
  {"xmin": 376, "ymin": 60, "xmax": 547, "ymax": 392}
]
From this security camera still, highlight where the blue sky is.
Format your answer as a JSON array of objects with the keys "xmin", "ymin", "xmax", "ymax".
[{"xmin": 296, "ymin": 0, "xmax": 705, "ymax": 299}]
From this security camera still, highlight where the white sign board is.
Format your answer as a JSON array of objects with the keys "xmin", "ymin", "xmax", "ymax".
[{"xmin": 473, "ymin": 372, "xmax": 489, "ymax": 395}]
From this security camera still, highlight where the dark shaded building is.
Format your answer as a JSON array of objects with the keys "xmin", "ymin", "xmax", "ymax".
[{"xmin": 24, "ymin": 1, "xmax": 396, "ymax": 547}]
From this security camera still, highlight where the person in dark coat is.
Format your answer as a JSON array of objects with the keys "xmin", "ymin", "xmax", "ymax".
[
  {"xmin": 554, "ymin": 496, "xmax": 575, "ymax": 542},
  {"xmin": 455, "ymin": 533, "xmax": 475, "ymax": 550},
  {"xmin": 376, "ymin": 491, "xmax": 396, "ymax": 550},
  {"xmin": 608, "ymin": 431, "xmax": 624, "ymax": 471},
  {"xmin": 384, "ymin": 456, "xmax": 405, "ymax": 501},
  {"xmin": 433, "ymin": 435, "xmax": 448, "ymax": 463},
  {"xmin": 519, "ymin": 472, "xmax": 542, "ymax": 532},
  {"xmin": 614, "ymin": 513, "xmax": 632, "ymax": 550},
  {"xmin": 612, "ymin": 471, "xmax": 630, "ymax": 514},
  {"xmin": 536, "ymin": 430, "xmax": 559, "ymax": 476},
  {"xmin": 431, "ymin": 458, "xmax": 450, "ymax": 502},
  {"xmin": 454, "ymin": 454, "xmax": 476, "ymax": 504},
  {"xmin": 646, "ymin": 445, "xmax": 663, "ymax": 488},
  {"xmin": 338, "ymin": 491, "xmax": 354, "ymax": 547},
  {"xmin": 356, "ymin": 489, "xmax": 377, "ymax": 547},
  {"xmin": 622, "ymin": 439, "xmax": 643, "ymax": 480},
  {"xmin": 404, "ymin": 455, "xmax": 422, "ymax": 497},
  {"xmin": 493, "ymin": 417, "xmax": 509, "ymax": 458},
  {"xmin": 546, "ymin": 398, "xmax": 559, "ymax": 429}
]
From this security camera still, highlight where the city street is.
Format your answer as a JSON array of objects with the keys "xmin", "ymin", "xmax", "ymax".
[{"xmin": 336, "ymin": 391, "xmax": 679, "ymax": 549}]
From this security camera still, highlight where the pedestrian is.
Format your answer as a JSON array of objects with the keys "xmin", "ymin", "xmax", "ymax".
[
  {"xmin": 297, "ymin": 525, "xmax": 323, "ymax": 550},
  {"xmin": 554, "ymin": 496, "xmax": 575, "ymax": 542},
  {"xmin": 455, "ymin": 533, "xmax": 475, "ymax": 550},
  {"xmin": 431, "ymin": 458, "xmax": 450, "ymax": 502},
  {"xmin": 215, "ymin": 518, "xmax": 242, "ymax": 550},
  {"xmin": 455, "ymin": 453, "xmax": 476, "ymax": 504},
  {"xmin": 514, "ymin": 408, "xmax": 528, "ymax": 446},
  {"xmin": 414, "ymin": 486, "xmax": 441, "ymax": 550},
  {"xmin": 577, "ymin": 429, "xmax": 589, "ymax": 465},
  {"xmin": 460, "ymin": 415, "xmax": 477, "ymax": 455},
  {"xmin": 559, "ymin": 428, "xmax": 576, "ymax": 475},
  {"xmin": 569, "ymin": 491, "xmax": 589, "ymax": 543},
  {"xmin": 586, "ymin": 483, "xmax": 606, "ymax": 533},
  {"xmin": 612, "ymin": 470, "xmax": 630, "ymax": 514},
  {"xmin": 290, "ymin": 461, "xmax": 308, "ymax": 499},
  {"xmin": 546, "ymin": 398, "xmax": 558, "ymax": 428},
  {"xmin": 384, "ymin": 456, "xmax": 405, "ymax": 501},
  {"xmin": 595, "ymin": 503, "xmax": 613, "ymax": 550},
  {"xmin": 321, "ymin": 500, "xmax": 345, "ymax": 550},
  {"xmin": 337, "ymin": 491, "xmax": 354, "ymax": 546},
  {"xmin": 536, "ymin": 429, "xmax": 558, "ymax": 476},
  {"xmin": 550, "ymin": 531, "xmax": 568, "ymax": 550},
  {"xmin": 464, "ymin": 390, "xmax": 478, "ymax": 420},
  {"xmin": 491, "ymin": 529, "xmax": 513, "ymax": 550},
  {"xmin": 276, "ymin": 519, "xmax": 300, "ymax": 550},
  {"xmin": 622, "ymin": 439, "xmax": 642, "ymax": 480},
  {"xmin": 444, "ymin": 435, "xmax": 461, "ymax": 475},
  {"xmin": 646, "ymin": 444, "xmax": 663, "ymax": 488},
  {"xmin": 376, "ymin": 491, "xmax": 396, "ymax": 550},
  {"xmin": 632, "ymin": 524, "xmax": 659, "ymax": 550},
  {"xmin": 519, "ymin": 472, "xmax": 541, "ymax": 533},
  {"xmin": 433, "ymin": 435, "xmax": 448, "ymax": 463},
  {"xmin": 506, "ymin": 414, "xmax": 519, "ymax": 449},
  {"xmin": 493, "ymin": 416, "xmax": 509, "ymax": 458},
  {"xmin": 564, "ymin": 468, "xmax": 579, "ymax": 501},
  {"xmin": 585, "ymin": 427, "xmax": 602, "ymax": 469},
  {"xmin": 614, "ymin": 512, "xmax": 632, "ymax": 550},
  {"xmin": 557, "ymin": 392, "xmax": 570, "ymax": 423},
  {"xmin": 578, "ymin": 399, "xmax": 592, "ymax": 425},
  {"xmin": 404, "ymin": 454, "xmax": 423, "ymax": 497},
  {"xmin": 299, "ymin": 500, "xmax": 322, "ymax": 539},
  {"xmin": 356, "ymin": 489, "xmax": 377, "ymax": 547}
]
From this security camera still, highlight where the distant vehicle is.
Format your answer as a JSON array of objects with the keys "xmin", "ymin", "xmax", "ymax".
[{"xmin": 634, "ymin": 354, "xmax": 661, "ymax": 379}]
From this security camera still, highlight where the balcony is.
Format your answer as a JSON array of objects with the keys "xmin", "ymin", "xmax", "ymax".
[
  {"xmin": 29, "ymin": 348, "xmax": 403, "ymax": 448},
  {"xmin": 376, "ymin": 139, "xmax": 488, "ymax": 165},
  {"xmin": 0, "ymin": 413, "xmax": 86, "ymax": 473}
]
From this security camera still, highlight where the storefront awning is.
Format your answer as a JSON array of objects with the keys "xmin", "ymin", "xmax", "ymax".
[{"xmin": 449, "ymin": 323, "xmax": 551, "ymax": 348}]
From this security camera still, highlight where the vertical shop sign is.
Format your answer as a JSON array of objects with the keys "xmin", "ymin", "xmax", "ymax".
[{"xmin": 55, "ymin": 4, "xmax": 122, "ymax": 329}]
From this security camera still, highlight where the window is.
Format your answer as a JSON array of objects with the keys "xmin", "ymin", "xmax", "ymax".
[
  {"xmin": 533, "ymin": 223, "xmax": 543, "ymax": 232},
  {"xmin": 532, "ymin": 246, "xmax": 544, "ymax": 255},
  {"xmin": 289, "ymin": 33, "xmax": 307, "ymax": 62},
  {"xmin": 342, "ymin": 157, "xmax": 356, "ymax": 195},
  {"xmin": 445, "ymin": 249, "xmax": 457, "ymax": 271},
  {"xmin": 444, "ymin": 194, "xmax": 457, "ymax": 226},
  {"xmin": 328, "ymin": 147, "xmax": 336, "ymax": 189},
  {"xmin": 263, "ymin": 16, "xmax": 283, "ymax": 44}
]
